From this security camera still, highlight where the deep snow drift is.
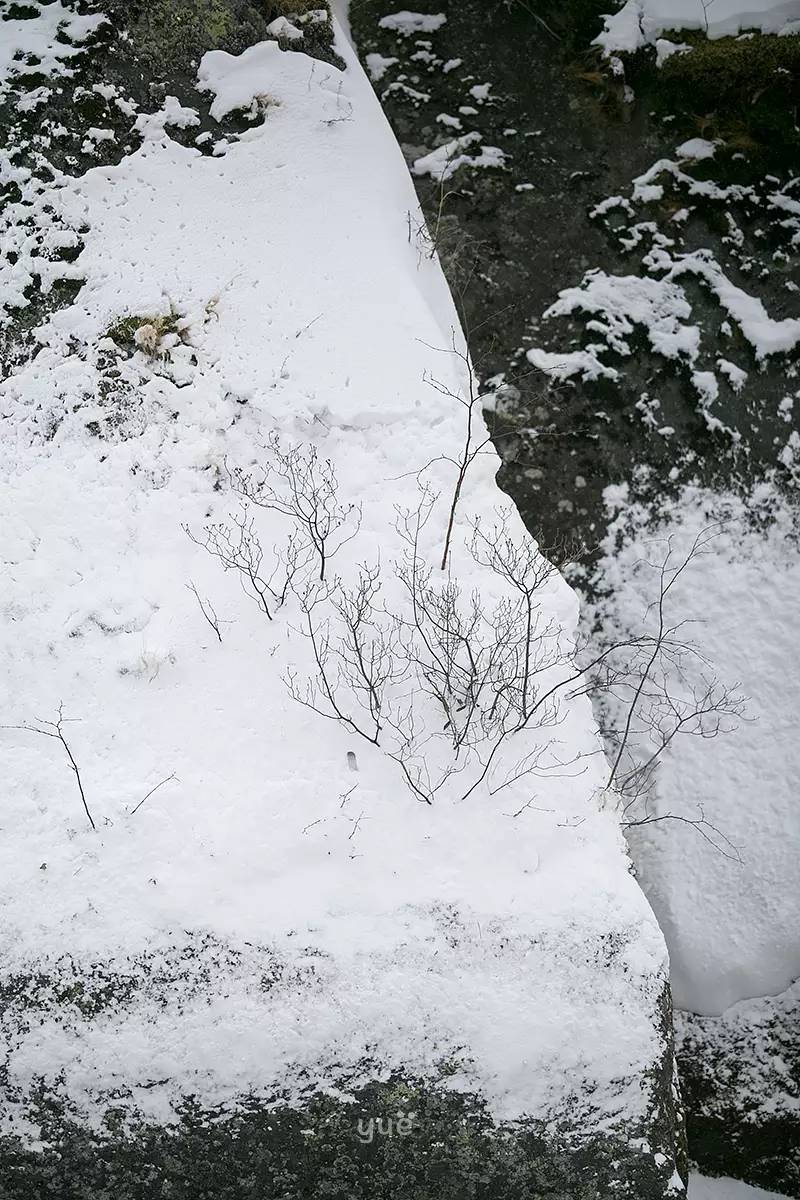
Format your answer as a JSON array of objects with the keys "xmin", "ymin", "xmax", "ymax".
[
  {"xmin": 586, "ymin": 482, "xmax": 800, "ymax": 1017},
  {"xmin": 0, "ymin": 5, "xmax": 674, "ymax": 1160}
]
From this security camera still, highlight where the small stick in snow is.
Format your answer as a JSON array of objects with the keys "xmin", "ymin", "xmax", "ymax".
[
  {"xmin": 347, "ymin": 810, "xmax": 367, "ymax": 840},
  {"xmin": 187, "ymin": 581, "xmax": 223, "ymax": 642},
  {"xmin": 339, "ymin": 784, "xmax": 357, "ymax": 807},
  {"xmin": 129, "ymin": 772, "xmax": 177, "ymax": 816},
  {"xmin": 1, "ymin": 705, "xmax": 95, "ymax": 830}
]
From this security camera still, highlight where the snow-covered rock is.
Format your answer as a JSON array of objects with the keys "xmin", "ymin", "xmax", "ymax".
[
  {"xmin": 0, "ymin": 1, "xmax": 685, "ymax": 1193},
  {"xmin": 595, "ymin": 0, "xmax": 800, "ymax": 55}
]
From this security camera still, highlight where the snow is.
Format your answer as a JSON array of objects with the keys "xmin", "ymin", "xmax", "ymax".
[
  {"xmin": 660, "ymin": 247, "xmax": 800, "ymax": 359},
  {"xmin": 526, "ymin": 346, "xmax": 620, "ymax": 381},
  {"xmin": 134, "ymin": 96, "xmax": 200, "ymax": 139},
  {"xmin": 587, "ymin": 484, "xmax": 800, "ymax": 1015},
  {"xmin": 0, "ymin": 13, "xmax": 670, "ymax": 1136},
  {"xmin": 377, "ymin": 10, "xmax": 447, "ymax": 35},
  {"xmin": 0, "ymin": 1, "xmax": 105, "ymax": 94},
  {"xmin": 266, "ymin": 16, "xmax": 304, "ymax": 41},
  {"xmin": 413, "ymin": 132, "xmax": 507, "ymax": 182},
  {"xmin": 531, "ymin": 269, "xmax": 701, "ymax": 362},
  {"xmin": 655, "ymin": 38, "xmax": 691, "ymax": 65},
  {"xmin": 365, "ymin": 52, "xmax": 399, "ymax": 81},
  {"xmin": 676, "ymin": 138, "xmax": 717, "ymax": 161},
  {"xmin": 717, "ymin": 357, "xmax": 748, "ymax": 391},
  {"xmin": 197, "ymin": 40, "xmax": 292, "ymax": 121},
  {"xmin": 689, "ymin": 1173, "xmax": 793, "ymax": 1200},
  {"xmin": 595, "ymin": 0, "xmax": 800, "ymax": 54},
  {"xmin": 527, "ymin": 143, "xmax": 800, "ymax": 390}
]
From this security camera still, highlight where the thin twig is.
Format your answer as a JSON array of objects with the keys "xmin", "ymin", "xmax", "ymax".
[
  {"xmin": 2, "ymin": 704, "xmax": 95, "ymax": 830},
  {"xmin": 187, "ymin": 581, "xmax": 223, "ymax": 642},
  {"xmin": 129, "ymin": 773, "xmax": 177, "ymax": 816}
]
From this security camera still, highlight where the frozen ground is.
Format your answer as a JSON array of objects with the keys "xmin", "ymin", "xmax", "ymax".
[{"xmin": 0, "ymin": 1, "xmax": 673, "ymax": 1156}]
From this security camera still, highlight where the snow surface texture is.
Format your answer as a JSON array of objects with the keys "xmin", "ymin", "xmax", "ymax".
[
  {"xmin": 689, "ymin": 1174, "xmax": 793, "ymax": 1200},
  {"xmin": 595, "ymin": 0, "xmax": 800, "ymax": 54},
  {"xmin": 587, "ymin": 484, "xmax": 800, "ymax": 1015},
  {"xmin": 0, "ymin": 11, "xmax": 671, "ymax": 1140}
]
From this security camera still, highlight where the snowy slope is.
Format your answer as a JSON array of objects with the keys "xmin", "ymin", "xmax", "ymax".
[{"xmin": 0, "ymin": 8, "xmax": 672, "ymax": 1152}]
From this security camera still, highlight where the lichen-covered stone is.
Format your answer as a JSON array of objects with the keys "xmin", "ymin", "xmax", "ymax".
[{"xmin": 0, "ymin": 1073, "xmax": 685, "ymax": 1200}]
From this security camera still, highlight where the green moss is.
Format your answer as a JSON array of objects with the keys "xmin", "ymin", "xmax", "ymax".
[
  {"xmin": 268, "ymin": 0, "xmax": 330, "ymax": 15},
  {"xmin": 124, "ymin": 0, "xmax": 268, "ymax": 79},
  {"xmin": 614, "ymin": 31, "xmax": 799, "ymax": 162},
  {"xmin": 660, "ymin": 29, "xmax": 800, "ymax": 106},
  {"xmin": 105, "ymin": 310, "xmax": 182, "ymax": 355},
  {"xmin": 268, "ymin": 0, "xmax": 339, "ymax": 65},
  {"xmin": 122, "ymin": 0, "xmax": 339, "ymax": 77}
]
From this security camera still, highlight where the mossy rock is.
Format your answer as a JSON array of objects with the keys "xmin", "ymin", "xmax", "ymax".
[
  {"xmin": 1, "ymin": 940, "xmax": 686, "ymax": 1197},
  {"xmin": 115, "ymin": 0, "xmax": 268, "ymax": 79},
  {"xmin": 119, "ymin": 0, "xmax": 338, "ymax": 78},
  {"xmin": 655, "ymin": 31, "xmax": 800, "ymax": 151},
  {"xmin": 602, "ymin": 30, "xmax": 800, "ymax": 162},
  {"xmin": 659, "ymin": 29, "xmax": 800, "ymax": 108},
  {"xmin": 0, "ymin": 1075, "xmax": 686, "ymax": 1199}
]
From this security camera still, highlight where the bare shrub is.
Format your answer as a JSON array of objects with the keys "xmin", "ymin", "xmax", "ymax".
[
  {"xmin": 186, "ymin": 434, "xmax": 361, "ymax": 621},
  {"xmin": 580, "ymin": 527, "xmax": 745, "ymax": 858},
  {"xmin": 1, "ymin": 705, "xmax": 95, "ymax": 830},
  {"xmin": 230, "ymin": 434, "xmax": 360, "ymax": 582},
  {"xmin": 185, "ymin": 504, "xmax": 307, "ymax": 621},
  {"xmin": 284, "ymin": 494, "xmax": 592, "ymax": 805},
  {"xmin": 191, "ymin": 436, "xmax": 743, "ymax": 851},
  {"xmin": 287, "ymin": 492, "xmax": 743, "ymax": 844}
]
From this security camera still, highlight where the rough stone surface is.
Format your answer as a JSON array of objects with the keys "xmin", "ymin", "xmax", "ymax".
[{"xmin": 1, "ymin": 1073, "xmax": 685, "ymax": 1200}]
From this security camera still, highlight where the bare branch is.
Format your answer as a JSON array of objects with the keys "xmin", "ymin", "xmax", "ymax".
[
  {"xmin": 129, "ymin": 772, "xmax": 177, "ymax": 816},
  {"xmin": 187, "ymin": 581, "xmax": 223, "ymax": 642},
  {"xmin": 2, "ymin": 704, "xmax": 95, "ymax": 830},
  {"xmin": 231, "ymin": 435, "xmax": 360, "ymax": 583}
]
